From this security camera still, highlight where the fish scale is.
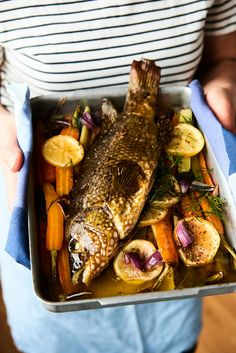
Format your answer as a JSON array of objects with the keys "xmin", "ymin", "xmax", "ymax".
[{"xmin": 66, "ymin": 59, "xmax": 172, "ymax": 285}]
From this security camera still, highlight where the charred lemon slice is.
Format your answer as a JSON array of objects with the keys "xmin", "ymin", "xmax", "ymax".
[
  {"xmin": 138, "ymin": 207, "xmax": 167, "ymax": 227},
  {"xmin": 173, "ymin": 217, "xmax": 221, "ymax": 267},
  {"xmin": 42, "ymin": 135, "xmax": 84, "ymax": 168},
  {"xmin": 113, "ymin": 239, "xmax": 163, "ymax": 284},
  {"xmin": 165, "ymin": 123, "xmax": 204, "ymax": 157}
]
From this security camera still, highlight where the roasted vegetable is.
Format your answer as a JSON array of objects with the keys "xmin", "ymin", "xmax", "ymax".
[
  {"xmin": 113, "ymin": 239, "xmax": 164, "ymax": 284},
  {"xmin": 173, "ymin": 217, "xmax": 221, "ymax": 267}
]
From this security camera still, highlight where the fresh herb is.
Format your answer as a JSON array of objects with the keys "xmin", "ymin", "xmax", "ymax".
[
  {"xmin": 149, "ymin": 174, "xmax": 179, "ymax": 203},
  {"xmin": 206, "ymin": 193, "xmax": 225, "ymax": 220},
  {"xmin": 165, "ymin": 152, "xmax": 184, "ymax": 170}
]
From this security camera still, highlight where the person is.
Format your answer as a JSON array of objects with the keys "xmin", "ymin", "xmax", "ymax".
[{"xmin": 0, "ymin": 1, "xmax": 235, "ymax": 353}]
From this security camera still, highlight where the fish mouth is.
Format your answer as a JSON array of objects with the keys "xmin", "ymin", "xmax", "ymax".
[{"xmin": 68, "ymin": 208, "xmax": 119, "ymax": 285}]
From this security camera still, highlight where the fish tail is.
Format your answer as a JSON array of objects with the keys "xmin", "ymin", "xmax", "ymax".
[{"xmin": 129, "ymin": 59, "xmax": 161, "ymax": 96}]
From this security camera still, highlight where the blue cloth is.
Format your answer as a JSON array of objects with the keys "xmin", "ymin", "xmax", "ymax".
[
  {"xmin": 5, "ymin": 83, "xmax": 32, "ymax": 269},
  {"xmin": 189, "ymin": 80, "xmax": 236, "ymax": 205}
]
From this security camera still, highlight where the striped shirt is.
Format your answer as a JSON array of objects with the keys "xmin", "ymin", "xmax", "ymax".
[{"xmin": 0, "ymin": 0, "xmax": 236, "ymax": 110}]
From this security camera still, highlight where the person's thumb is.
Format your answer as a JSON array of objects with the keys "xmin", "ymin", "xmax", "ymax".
[{"xmin": 7, "ymin": 144, "xmax": 24, "ymax": 172}]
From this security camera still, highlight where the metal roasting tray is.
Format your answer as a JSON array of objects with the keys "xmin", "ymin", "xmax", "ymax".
[{"xmin": 28, "ymin": 86, "xmax": 236, "ymax": 312}]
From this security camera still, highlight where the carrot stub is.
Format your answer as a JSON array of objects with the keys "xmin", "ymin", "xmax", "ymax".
[
  {"xmin": 151, "ymin": 211, "xmax": 178, "ymax": 264},
  {"xmin": 60, "ymin": 126, "xmax": 80, "ymax": 140}
]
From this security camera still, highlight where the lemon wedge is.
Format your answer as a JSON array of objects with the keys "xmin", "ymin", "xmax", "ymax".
[
  {"xmin": 42, "ymin": 135, "xmax": 84, "ymax": 168},
  {"xmin": 165, "ymin": 123, "xmax": 204, "ymax": 157}
]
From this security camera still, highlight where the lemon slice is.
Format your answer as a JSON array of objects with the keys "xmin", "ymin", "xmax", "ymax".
[
  {"xmin": 138, "ymin": 207, "xmax": 167, "ymax": 227},
  {"xmin": 165, "ymin": 123, "xmax": 204, "ymax": 157},
  {"xmin": 113, "ymin": 239, "xmax": 163, "ymax": 284},
  {"xmin": 42, "ymin": 135, "xmax": 84, "ymax": 168},
  {"xmin": 173, "ymin": 217, "xmax": 221, "ymax": 266}
]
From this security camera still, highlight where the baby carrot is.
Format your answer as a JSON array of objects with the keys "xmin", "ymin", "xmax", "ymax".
[
  {"xmin": 151, "ymin": 211, "xmax": 178, "ymax": 264},
  {"xmin": 179, "ymin": 192, "xmax": 202, "ymax": 218},
  {"xmin": 60, "ymin": 126, "xmax": 79, "ymax": 140},
  {"xmin": 58, "ymin": 241, "xmax": 77, "ymax": 295},
  {"xmin": 198, "ymin": 151, "xmax": 214, "ymax": 186},
  {"xmin": 55, "ymin": 123, "xmax": 78, "ymax": 196},
  {"xmin": 41, "ymin": 159, "xmax": 56, "ymax": 183},
  {"xmin": 55, "ymin": 166, "xmax": 74, "ymax": 196},
  {"xmin": 43, "ymin": 182, "xmax": 64, "ymax": 280},
  {"xmin": 194, "ymin": 191, "xmax": 224, "ymax": 235}
]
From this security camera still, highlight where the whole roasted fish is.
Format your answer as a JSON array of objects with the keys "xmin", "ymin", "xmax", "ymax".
[{"xmin": 66, "ymin": 59, "xmax": 171, "ymax": 285}]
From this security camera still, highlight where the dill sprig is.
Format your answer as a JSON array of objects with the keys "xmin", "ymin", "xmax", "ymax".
[
  {"xmin": 149, "ymin": 174, "xmax": 180, "ymax": 203},
  {"xmin": 206, "ymin": 193, "xmax": 226, "ymax": 220},
  {"xmin": 165, "ymin": 152, "xmax": 184, "ymax": 170}
]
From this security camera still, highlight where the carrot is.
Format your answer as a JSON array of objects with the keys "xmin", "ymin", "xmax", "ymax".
[
  {"xmin": 43, "ymin": 182, "xmax": 64, "ymax": 280},
  {"xmin": 55, "ymin": 124, "xmax": 78, "ymax": 196},
  {"xmin": 151, "ymin": 211, "xmax": 178, "ymax": 264},
  {"xmin": 55, "ymin": 166, "xmax": 74, "ymax": 196},
  {"xmin": 60, "ymin": 126, "xmax": 79, "ymax": 140},
  {"xmin": 194, "ymin": 191, "xmax": 224, "ymax": 235},
  {"xmin": 40, "ymin": 159, "xmax": 56, "ymax": 183},
  {"xmin": 58, "ymin": 241, "xmax": 77, "ymax": 295},
  {"xmin": 179, "ymin": 192, "xmax": 202, "ymax": 218},
  {"xmin": 198, "ymin": 151, "xmax": 214, "ymax": 186},
  {"xmin": 171, "ymin": 112, "xmax": 179, "ymax": 127}
]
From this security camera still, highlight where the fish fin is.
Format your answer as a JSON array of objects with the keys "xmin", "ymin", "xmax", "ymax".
[{"xmin": 111, "ymin": 160, "xmax": 145, "ymax": 197}]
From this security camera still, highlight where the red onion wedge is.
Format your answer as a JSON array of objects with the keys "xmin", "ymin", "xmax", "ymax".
[
  {"xmin": 80, "ymin": 111, "xmax": 101, "ymax": 130},
  {"xmin": 176, "ymin": 220, "xmax": 194, "ymax": 248},
  {"xmin": 124, "ymin": 252, "xmax": 143, "ymax": 270},
  {"xmin": 145, "ymin": 250, "xmax": 163, "ymax": 270},
  {"xmin": 179, "ymin": 179, "xmax": 189, "ymax": 194}
]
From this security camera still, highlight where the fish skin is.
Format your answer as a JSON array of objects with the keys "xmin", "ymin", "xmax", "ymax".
[{"xmin": 66, "ymin": 59, "xmax": 172, "ymax": 285}]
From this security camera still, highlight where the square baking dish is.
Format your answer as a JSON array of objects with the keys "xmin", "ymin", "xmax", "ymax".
[{"xmin": 28, "ymin": 86, "xmax": 236, "ymax": 312}]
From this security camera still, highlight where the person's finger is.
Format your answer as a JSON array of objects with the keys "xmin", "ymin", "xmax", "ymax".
[{"xmin": 205, "ymin": 86, "xmax": 236, "ymax": 134}]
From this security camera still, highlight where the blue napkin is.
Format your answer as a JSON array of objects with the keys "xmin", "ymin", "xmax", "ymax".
[
  {"xmin": 189, "ymin": 79, "xmax": 236, "ymax": 206},
  {"xmin": 5, "ymin": 83, "xmax": 32, "ymax": 269}
]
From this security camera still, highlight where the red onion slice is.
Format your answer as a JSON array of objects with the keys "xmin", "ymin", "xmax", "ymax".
[
  {"xmin": 145, "ymin": 250, "xmax": 163, "ymax": 270},
  {"xmin": 179, "ymin": 179, "xmax": 189, "ymax": 194},
  {"xmin": 176, "ymin": 220, "xmax": 194, "ymax": 247},
  {"xmin": 124, "ymin": 252, "xmax": 143, "ymax": 270},
  {"xmin": 80, "ymin": 112, "xmax": 101, "ymax": 130}
]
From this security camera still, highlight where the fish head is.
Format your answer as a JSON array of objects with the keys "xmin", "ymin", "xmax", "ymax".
[{"xmin": 67, "ymin": 208, "xmax": 119, "ymax": 285}]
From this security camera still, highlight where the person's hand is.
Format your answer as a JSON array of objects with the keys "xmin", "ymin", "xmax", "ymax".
[
  {"xmin": 0, "ymin": 106, "xmax": 24, "ymax": 210},
  {"xmin": 203, "ymin": 81, "xmax": 236, "ymax": 134}
]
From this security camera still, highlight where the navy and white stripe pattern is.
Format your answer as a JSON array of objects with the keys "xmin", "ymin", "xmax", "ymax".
[{"xmin": 0, "ymin": 0, "xmax": 235, "ymax": 110}]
